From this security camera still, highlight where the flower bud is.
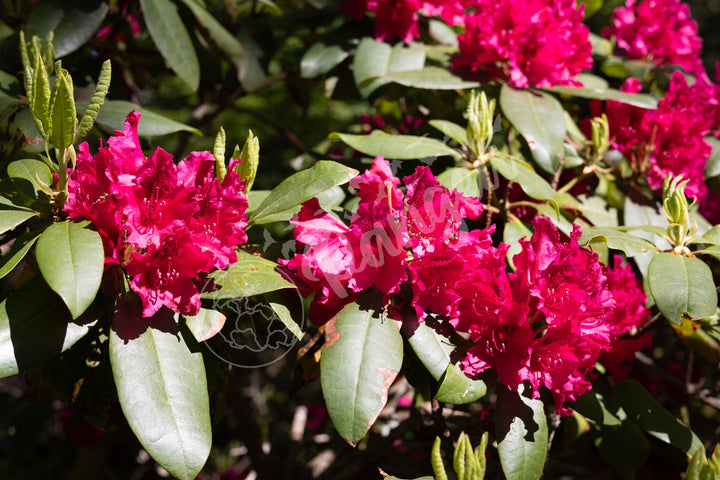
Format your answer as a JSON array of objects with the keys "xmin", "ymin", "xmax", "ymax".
[
  {"xmin": 662, "ymin": 174, "xmax": 694, "ymax": 248},
  {"xmin": 466, "ymin": 90, "xmax": 496, "ymax": 160}
]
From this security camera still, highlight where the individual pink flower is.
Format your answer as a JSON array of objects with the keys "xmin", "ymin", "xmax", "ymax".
[
  {"xmin": 66, "ymin": 111, "xmax": 249, "ymax": 318},
  {"xmin": 452, "ymin": 0, "xmax": 592, "ymax": 88},
  {"xmin": 602, "ymin": 0, "xmax": 706, "ymax": 79},
  {"xmin": 600, "ymin": 72, "xmax": 712, "ymax": 198}
]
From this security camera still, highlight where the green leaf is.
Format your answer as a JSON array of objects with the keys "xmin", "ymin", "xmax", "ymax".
[
  {"xmin": 202, "ymin": 249, "xmax": 294, "ymax": 300},
  {"xmin": 184, "ymin": 308, "xmax": 226, "ymax": 342},
  {"xmin": 176, "ymin": 0, "xmax": 244, "ymax": 59},
  {"xmin": 500, "ymin": 85, "xmax": 566, "ymax": 173},
  {"xmin": 696, "ymin": 246, "xmax": 720, "ymax": 260},
  {"xmin": 0, "ymin": 230, "xmax": 43, "ymax": 280},
  {"xmin": 704, "ymin": 137, "xmax": 720, "ymax": 179},
  {"xmin": 437, "ymin": 167, "xmax": 480, "ymax": 198},
  {"xmin": 699, "ymin": 225, "xmax": 720, "ymax": 245},
  {"xmin": 26, "ymin": 2, "xmax": 109, "ymax": 57},
  {"xmin": 0, "ymin": 196, "xmax": 37, "ymax": 235},
  {"xmin": 74, "ymin": 59, "xmax": 111, "ymax": 143},
  {"xmin": 248, "ymin": 160, "xmax": 358, "ymax": 223},
  {"xmin": 0, "ymin": 276, "xmax": 97, "ymax": 378},
  {"xmin": 648, "ymin": 253, "xmax": 718, "ymax": 325},
  {"xmin": 428, "ymin": 19, "xmax": 458, "ymax": 47},
  {"xmin": 110, "ymin": 323, "xmax": 211, "ymax": 480},
  {"xmin": 213, "ymin": 127, "xmax": 227, "ymax": 181},
  {"xmin": 429, "ymin": 119, "xmax": 469, "ymax": 146},
  {"xmin": 544, "ymin": 85, "xmax": 657, "ymax": 109},
  {"xmin": 94, "ymin": 100, "xmax": 202, "ymax": 136},
  {"xmin": 301, "ymin": 42, "xmax": 349, "ymax": 78},
  {"xmin": 320, "ymin": 300, "xmax": 403, "ymax": 444},
  {"xmin": 383, "ymin": 67, "xmax": 482, "ymax": 90},
  {"xmin": 49, "ymin": 69, "xmax": 76, "ymax": 149},
  {"xmin": 35, "ymin": 221, "xmax": 104, "ymax": 319},
  {"xmin": 140, "ymin": 0, "xmax": 200, "ymax": 91},
  {"xmin": 579, "ymin": 227, "xmax": 660, "ymax": 257},
  {"xmin": 330, "ymin": 130, "xmax": 461, "ymax": 161},
  {"xmin": 568, "ymin": 389, "xmax": 621, "ymax": 426},
  {"xmin": 496, "ymin": 383, "xmax": 548, "ymax": 480},
  {"xmin": 435, "ymin": 364, "xmax": 486, "ymax": 404},
  {"xmin": 616, "ymin": 380, "xmax": 703, "ymax": 454},
  {"xmin": 490, "ymin": 154, "xmax": 555, "ymax": 201},
  {"xmin": 353, "ymin": 38, "xmax": 425, "ymax": 97},
  {"xmin": 7, "ymin": 158, "xmax": 53, "ymax": 197},
  {"xmin": 595, "ymin": 420, "xmax": 649, "ymax": 479}
]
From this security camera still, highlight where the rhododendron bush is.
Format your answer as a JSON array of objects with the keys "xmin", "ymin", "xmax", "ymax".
[{"xmin": 1, "ymin": 0, "xmax": 720, "ymax": 479}]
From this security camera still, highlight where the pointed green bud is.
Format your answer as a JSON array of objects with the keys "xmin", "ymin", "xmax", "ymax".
[
  {"xmin": 590, "ymin": 113, "xmax": 610, "ymax": 162},
  {"xmin": 466, "ymin": 90, "xmax": 496, "ymax": 160},
  {"xmin": 431, "ymin": 437, "xmax": 448, "ymax": 480},
  {"xmin": 662, "ymin": 174, "xmax": 695, "ymax": 249},
  {"xmin": 213, "ymin": 126, "xmax": 227, "ymax": 182},
  {"xmin": 233, "ymin": 129, "xmax": 260, "ymax": 192}
]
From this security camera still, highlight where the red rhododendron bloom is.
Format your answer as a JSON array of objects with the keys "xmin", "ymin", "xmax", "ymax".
[
  {"xmin": 65, "ymin": 111, "xmax": 249, "ymax": 318},
  {"xmin": 452, "ymin": 0, "xmax": 592, "ymax": 88},
  {"xmin": 282, "ymin": 157, "xmax": 484, "ymax": 325},
  {"xmin": 417, "ymin": 217, "xmax": 618, "ymax": 414},
  {"xmin": 600, "ymin": 72, "xmax": 712, "ymax": 198},
  {"xmin": 603, "ymin": 0, "xmax": 706, "ymax": 79}
]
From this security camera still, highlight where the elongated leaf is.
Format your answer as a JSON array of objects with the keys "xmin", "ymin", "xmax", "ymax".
[
  {"xmin": 301, "ymin": 42, "xmax": 349, "ymax": 78},
  {"xmin": 500, "ymin": 85, "xmax": 566, "ymax": 173},
  {"xmin": 595, "ymin": 420, "xmax": 649, "ymax": 479},
  {"xmin": 435, "ymin": 364, "xmax": 486, "ymax": 404},
  {"xmin": 579, "ymin": 227, "xmax": 660, "ymax": 257},
  {"xmin": 7, "ymin": 158, "xmax": 53, "ymax": 197},
  {"xmin": 185, "ymin": 308, "xmax": 226, "ymax": 342},
  {"xmin": 176, "ymin": 0, "xmax": 244, "ymax": 58},
  {"xmin": 353, "ymin": 38, "xmax": 425, "ymax": 97},
  {"xmin": 321, "ymin": 300, "xmax": 403, "ymax": 444},
  {"xmin": 0, "ymin": 230, "xmax": 42, "ymax": 279},
  {"xmin": 0, "ymin": 276, "xmax": 97, "ymax": 378},
  {"xmin": 110, "ymin": 324, "xmax": 211, "ymax": 480},
  {"xmin": 35, "ymin": 220, "xmax": 104, "ymax": 319},
  {"xmin": 568, "ymin": 389, "xmax": 621, "ymax": 426},
  {"xmin": 383, "ymin": 67, "xmax": 481, "ymax": 90},
  {"xmin": 648, "ymin": 253, "xmax": 718, "ymax": 324},
  {"xmin": 704, "ymin": 137, "xmax": 720, "ymax": 179},
  {"xmin": 617, "ymin": 380, "xmax": 703, "ymax": 453},
  {"xmin": 141, "ymin": 0, "xmax": 200, "ymax": 91},
  {"xmin": 50, "ymin": 69, "xmax": 76, "ymax": 149},
  {"xmin": 330, "ymin": 130, "xmax": 461, "ymax": 161},
  {"xmin": 74, "ymin": 59, "xmax": 111, "ymax": 143},
  {"xmin": 429, "ymin": 119, "xmax": 468, "ymax": 146},
  {"xmin": 496, "ymin": 384, "xmax": 548, "ymax": 480},
  {"xmin": 544, "ymin": 85, "xmax": 657, "ymax": 109},
  {"xmin": 94, "ymin": 100, "xmax": 201, "ymax": 136},
  {"xmin": 490, "ymin": 154, "xmax": 555, "ymax": 201},
  {"xmin": 0, "ymin": 196, "xmax": 37, "ymax": 234},
  {"xmin": 202, "ymin": 249, "xmax": 295, "ymax": 300},
  {"xmin": 26, "ymin": 2, "xmax": 110, "ymax": 57},
  {"xmin": 437, "ymin": 167, "xmax": 480, "ymax": 198},
  {"xmin": 248, "ymin": 160, "xmax": 357, "ymax": 223}
]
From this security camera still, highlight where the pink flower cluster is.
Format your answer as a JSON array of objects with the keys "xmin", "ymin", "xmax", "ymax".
[
  {"xmin": 600, "ymin": 72, "xmax": 712, "ymax": 198},
  {"xmin": 283, "ymin": 158, "xmax": 650, "ymax": 413},
  {"xmin": 281, "ymin": 157, "xmax": 482, "ymax": 324},
  {"xmin": 453, "ymin": 0, "xmax": 593, "ymax": 88},
  {"xmin": 603, "ymin": 0, "xmax": 706, "ymax": 79},
  {"xmin": 65, "ymin": 111, "xmax": 249, "ymax": 318}
]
